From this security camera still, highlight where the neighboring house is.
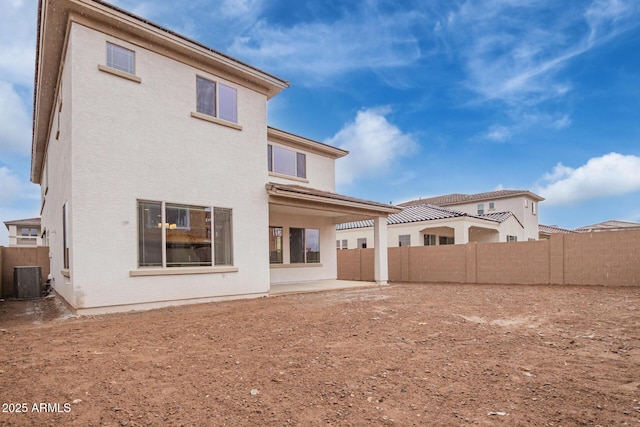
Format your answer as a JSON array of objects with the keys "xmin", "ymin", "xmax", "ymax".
[
  {"xmin": 31, "ymin": 0, "xmax": 400, "ymax": 314},
  {"xmin": 576, "ymin": 220, "xmax": 640, "ymax": 233},
  {"xmin": 337, "ymin": 190, "xmax": 543, "ymax": 248},
  {"xmin": 538, "ymin": 224, "xmax": 576, "ymax": 240},
  {"xmin": 3, "ymin": 218, "xmax": 44, "ymax": 247}
]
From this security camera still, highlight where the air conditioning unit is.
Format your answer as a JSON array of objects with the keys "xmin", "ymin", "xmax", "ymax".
[{"xmin": 13, "ymin": 266, "xmax": 43, "ymax": 299}]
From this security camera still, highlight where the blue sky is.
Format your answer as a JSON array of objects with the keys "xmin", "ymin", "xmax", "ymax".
[{"xmin": 1, "ymin": 0, "xmax": 640, "ymax": 244}]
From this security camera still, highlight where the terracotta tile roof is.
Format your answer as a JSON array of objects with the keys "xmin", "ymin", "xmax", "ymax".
[
  {"xmin": 538, "ymin": 224, "xmax": 575, "ymax": 235},
  {"xmin": 399, "ymin": 189, "xmax": 544, "ymax": 207},
  {"xmin": 337, "ymin": 204, "xmax": 517, "ymax": 230},
  {"xmin": 575, "ymin": 220, "xmax": 640, "ymax": 232}
]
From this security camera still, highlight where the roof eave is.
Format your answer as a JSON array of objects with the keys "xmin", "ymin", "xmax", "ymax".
[{"xmin": 267, "ymin": 127, "xmax": 348, "ymax": 159}]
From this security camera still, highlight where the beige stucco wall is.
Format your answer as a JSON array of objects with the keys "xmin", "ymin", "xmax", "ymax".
[
  {"xmin": 45, "ymin": 23, "xmax": 275, "ymax": 311},
  {"xmin": 268, "ymin": 211, "xmax": 338, "ymax": 284},
  {"xmin": 267, "ymin": 141, "xmax": 337, "ymax": 192},
  {"xmin": 41, "ymin": 31, "xmax": 74, "ymax": 305}
]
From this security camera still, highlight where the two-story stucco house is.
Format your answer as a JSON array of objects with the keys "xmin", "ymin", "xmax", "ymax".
[
  {"xmin": 32, "ymin": 0, "xmax": 399, "ymax": 314},
  {"xmin": 337, "ymin": 190, "xmax": 544, "ymax": 248},
  {"xmin": 3, "ymin": 218, "xmax": 44, "ymax": 247}
]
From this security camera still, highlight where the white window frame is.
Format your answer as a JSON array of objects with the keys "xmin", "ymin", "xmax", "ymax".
[
  {"xmin": 477, "ymin": 203, "xmax": 484, "ymax": 215},
  {"xmin": 399, "ymin": 235, "xmax": 411, "ymax": 247},
  {"xmin": 195, "ymin": 76, "xmax": 239, "ymax": 125},
  {"xmin": 106, "ymin": 42, "xmax": 135, "ymax": 75},
  {"xmin": 136, "ymin": 200, "xmax": 234, "ymax": 269},
  {"xmin": 357, "ymin": 238, "xmax": 367, "ymax": 249},
  {"xmin": 268, "ymin": 144, "xmax": 307, "ymax": 179}
]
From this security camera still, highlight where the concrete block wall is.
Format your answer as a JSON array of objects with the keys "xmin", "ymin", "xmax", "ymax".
[{"xmin": 337, "ymin": 229, "xmax": 640, "ymax": 286}]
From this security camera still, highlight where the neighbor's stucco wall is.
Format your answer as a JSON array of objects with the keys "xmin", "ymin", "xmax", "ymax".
[
  {"xmin": 62, "ymin": 23, "xmax": 271, "ymax": 309},
  {"xmin": 269, "ymin": 211, "xmax": 337, "ymax": 284},
  {"xmin": 449, "ymin": 196, "xmax": 539, "ymax": 241}
]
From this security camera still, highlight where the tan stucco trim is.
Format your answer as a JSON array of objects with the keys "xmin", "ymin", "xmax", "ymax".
[
  {"xmin": 97, "ymin": 64, "xmax": 142, "ymax": 83},
  {"xmin": 268, "ymin": 171, "xmax": 309, "ymax": 183},
  {"xmin": 130, "ymin": 266, "xmax": 239, "ymax": 277},
  {"xmin": 268, "ymin": 127, "xmax": 348, "ymax": 159},
  {"xmin": 190, "ymin": 112, "xmax": 243, "ymax": 131}
]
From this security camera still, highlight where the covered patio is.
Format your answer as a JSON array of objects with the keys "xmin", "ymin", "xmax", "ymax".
[{"xmin": 266, "ymin": 183, "xmax": 401, "ymax": 286}]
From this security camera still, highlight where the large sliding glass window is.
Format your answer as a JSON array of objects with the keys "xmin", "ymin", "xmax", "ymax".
[
  {"xmin": 290, "ymin": 228, "xmax": 320, "ymax": 264},
  {"xmin": 137, "ymin": 200, "xmax": 233, "ymax": 268}
]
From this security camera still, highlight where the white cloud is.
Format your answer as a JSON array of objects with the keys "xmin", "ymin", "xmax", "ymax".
[
  {"xmin": 228, "ymin": 5, "xmax": 422, "ymax": 83},
  {"xmin": 445, "ymin": 1, "xmax": 640, "ymax": 105},
  {"xmin": 327, "ymin": 108, "xmax": 417, "ymax": 187},
  {"xmin": 0, "ymin": 81, "xmax": 32, "ymax": 155},
  {"xmin": 537, "ymin": 153, "xmax": 640, "ymax": 205},
  {"xmin": 485, "ymin": 125, "xmax": 512, "ymax": 142}
]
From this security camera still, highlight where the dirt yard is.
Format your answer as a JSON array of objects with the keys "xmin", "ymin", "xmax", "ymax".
[{"xmin": 1, "ymin": 283, "xmax": 639, "ymax": 426}]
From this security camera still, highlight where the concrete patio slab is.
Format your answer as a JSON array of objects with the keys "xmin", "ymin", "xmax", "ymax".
[{"xmin": 270, "ymin": 280, "xmax": 378, "ymax": 296}]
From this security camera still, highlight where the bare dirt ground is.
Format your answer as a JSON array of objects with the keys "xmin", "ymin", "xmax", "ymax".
[{"xmin": 1, "ymin": 283, "xmax": 639, "ymax": 426}]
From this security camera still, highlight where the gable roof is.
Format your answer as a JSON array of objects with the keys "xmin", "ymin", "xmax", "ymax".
[
  {"xmin": 399, "ymin": 189, "xmax": 544, "ymax": 208},
  {"xmin": 267, "ymin": 127, "xmax": 348, "ymax": 159},
  {"xmin": 538, "ymin": 224, "xmax": 575, "ymax": 235},
  {"xmin": 337, "ymin": 203, "xmax": 521, "ymax": 230},
  {"xmin": 3, "ymin": 217, "xmax": 41, "ymax": 230},
  {"xmin": 576, "ymin": 220, "xmax": 640, "ymax": 232}
]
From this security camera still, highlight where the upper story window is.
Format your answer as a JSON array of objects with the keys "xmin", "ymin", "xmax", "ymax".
[
  {"xmin": 21, "ymin": 228, "xmax": 38, "ymax": 237},
  {"xmin": 399, "ymin": 235, "xmax": 411, "ymax": 247},
  {"xmin": 268, "ymin": 144, "xmax": 306, "ymax": 179},
  {"xmin": 489, "ymin": 202, "xmax": 495, "ymax": 210},
  {"xmin": 196, "ymin": 76, "xmax": 238, "ymax": 123},
  {"xmin": 107, "ymin": 42, "xmax": 135, "ymax": 74},
  {"xmin": 532, "ymin": 202, "xmax": 537, "ymax": 215},
  {"xmin": 477, "ymin": 203, "xmax": 484, "ymax": 215}
]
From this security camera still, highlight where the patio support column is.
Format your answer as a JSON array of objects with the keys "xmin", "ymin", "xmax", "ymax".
[
  {"xmin": 373, "ymin": 215, "xmax": 388, "ymax": 285},
  {"xmin": 454, "ymin": 222, "xmax": 469, "ymax": 244}
]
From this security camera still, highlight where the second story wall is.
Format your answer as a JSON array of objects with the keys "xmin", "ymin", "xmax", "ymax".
[
  {"xmin": 447, "ymin": 196, "xmax": 539, "ymax": 241},
  {"xmin": 267, "ymin": 128, "xmax": 346, "ymax": 193}
]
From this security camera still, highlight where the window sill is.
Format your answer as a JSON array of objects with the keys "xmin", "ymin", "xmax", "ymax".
[
  {"xmin": 268, "ymin": 172, "xmax": 309, "ymax": 183},
  {"xmin": 98, "ymin": 65, "xmax": 142, "ymax": 83},
  {"xmin": 190, "ymin": 112, "xmax": 243, "ymax": 131},
  {"xmin": 270, "ymin": 263, "xmax": 323, "ymax": 269},
  {"xmin": 61, "ymin": 269, "xmax": 70, "ymax": 278},
  {"xmin": 130, "ymin": 266, "xmax": 239, "ymax": 277}
]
